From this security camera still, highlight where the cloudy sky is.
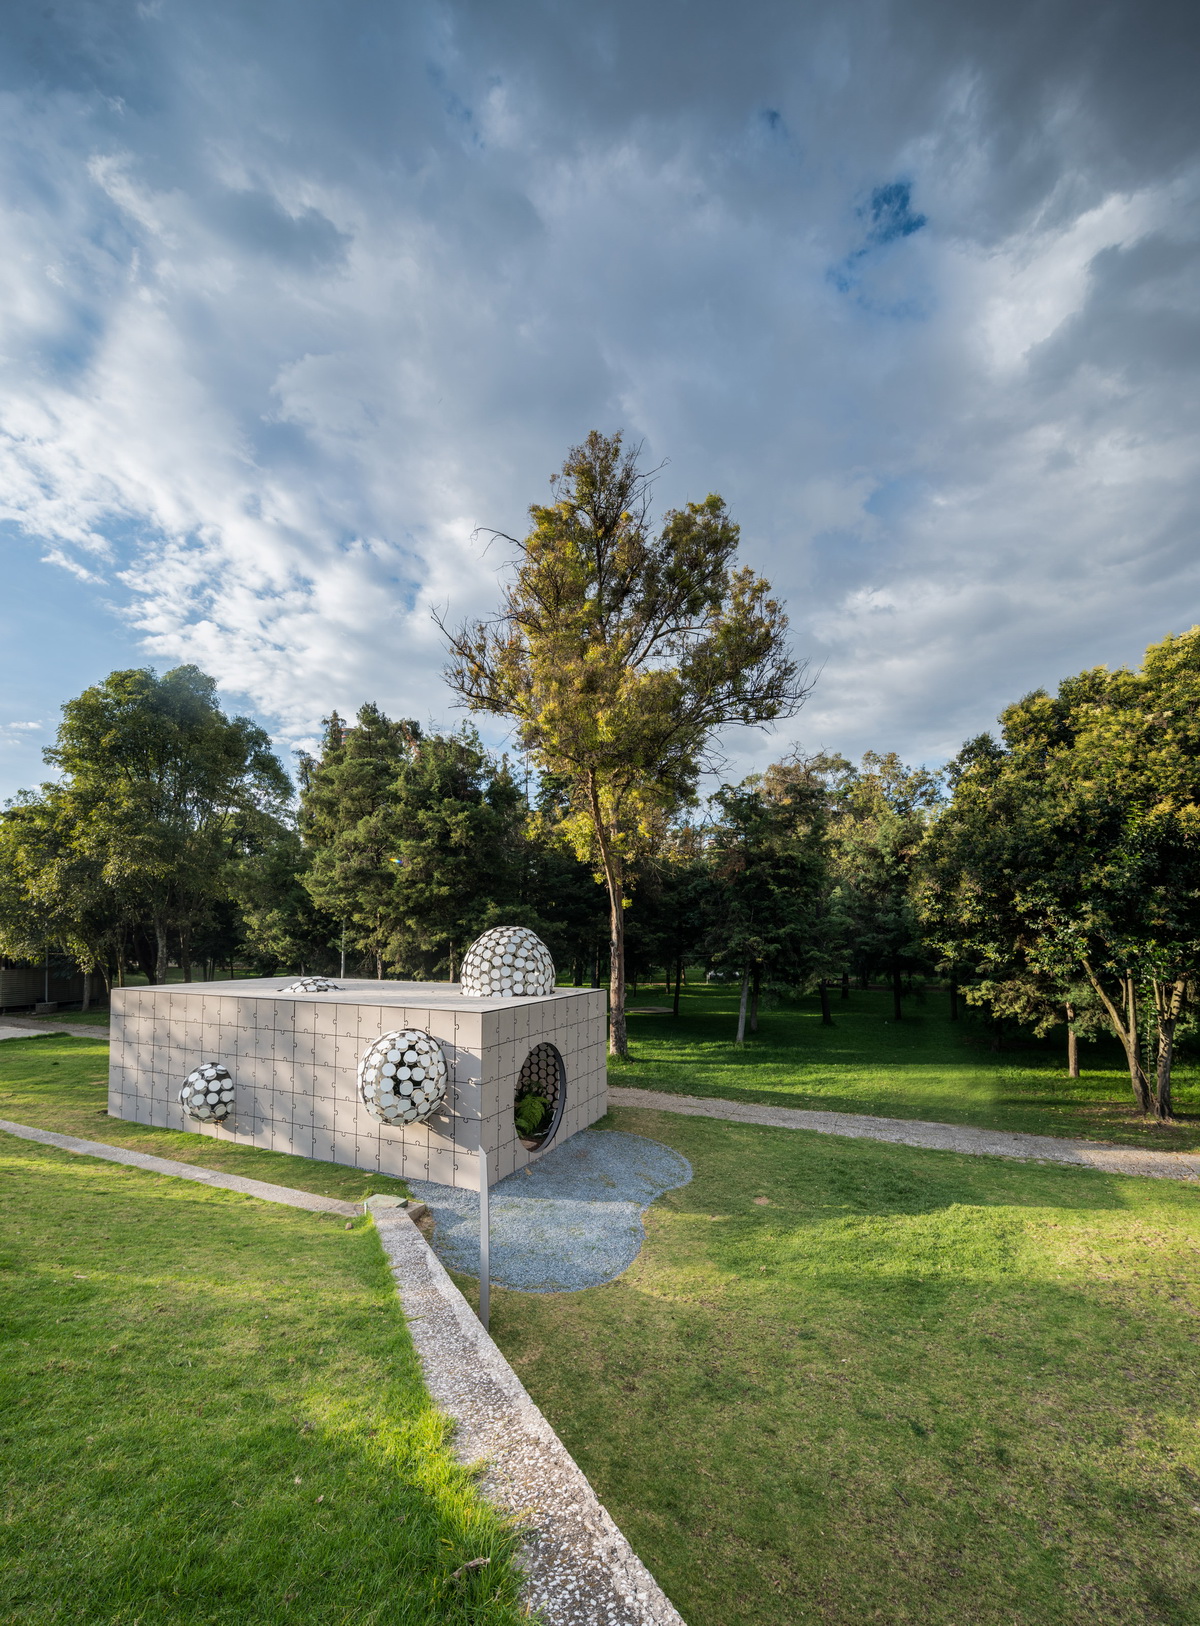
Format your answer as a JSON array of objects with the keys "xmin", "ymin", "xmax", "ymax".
[{"xmin": 2, "ymin": 0, "xmax": 1198, "ymax": 800}]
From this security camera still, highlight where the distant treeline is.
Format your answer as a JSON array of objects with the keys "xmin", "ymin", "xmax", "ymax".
[{"xmin": 3, "ymin": 623, "xmax": 1199, "ymax": 1120}]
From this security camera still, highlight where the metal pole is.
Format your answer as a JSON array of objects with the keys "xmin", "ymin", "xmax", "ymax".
[{"xmin": 478, "ymin": 1146, "xmax": 490, "ymax": 1331}]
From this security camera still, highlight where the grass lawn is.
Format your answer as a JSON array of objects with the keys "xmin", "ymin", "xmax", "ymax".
[
  {"xmin": 0, "ymin": 1035, "xmax": 410, "ymax": 1205},
  {"xmin": 614, "ymin": 983, "xmax": 1200, "ymax": 1151},
  {"xmin": 0, "ymin": 1135, "xmax": 525, "ymax": 1625},
  {"xmin": 479, "ymin": 1105, "xmax": 1200, "ymax": 1626}
]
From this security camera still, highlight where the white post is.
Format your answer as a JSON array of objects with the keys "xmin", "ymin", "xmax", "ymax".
[{"xmin": 478, "ymin": 1145, "xmax": 490, "ymax": 1331}]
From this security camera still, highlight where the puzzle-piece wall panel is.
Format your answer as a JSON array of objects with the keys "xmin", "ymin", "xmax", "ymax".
[{"xmin": 108, "ymin": 978, "xmax": 607, "ymax": 1190}]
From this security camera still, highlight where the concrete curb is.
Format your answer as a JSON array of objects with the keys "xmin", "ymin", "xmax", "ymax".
[
  {"xmin": 609, "ymin": 1087, "xmax": 1200, "ymax": 1182},
  {"xmin": 0, "ymin": 1118, "xmax": 360, "ymax": 1215},
  {"xmin": 367, "ymin": 1196, "xmax": 686, "ymax": 1626}
]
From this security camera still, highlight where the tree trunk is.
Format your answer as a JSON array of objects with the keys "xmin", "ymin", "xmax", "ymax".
[
  {"xmin": 592, "ymin": 945, "xmax": 601, "ymax": 988},
  {"xmin": 180, "ymin": 924, "xmax": 192, "ymax": 983},
  {"xmin": 735, "ymin": 962, "xmax": 750, "ymax": 1045},
  {"xmin": 586, "ymin": 775, "xmax": 628, "ymax": 1058},
  {"xmin": 375, "ymin": 950, "xmax": 383, "ymax": 979},
  {"xmin": 81, "ymin": 971, "xmax": 91, "ymax": 1013},
  {"xmin": 819, "ymin": 978, "xmax": 833, "ymax": 1026},
  {"xmin": 750, "ymin": 963, "xmax": 761, "ymax": 1033},
  {"xmin": 950, "ymin": 979, "xmax": 959, "ymax": 1022},
  {"xmin": 1152, "ymin": 978, "xmax": 1186, "ymax": 1122},
  {"xmin": 154, "ymin": 921, "xmax": 169, "ymax": 986},
  {"xmin": 449, "ymin": 946, "xmax": 457, "ymax": 983},
  {"xmin": 841, "ymin": 970, "xmax": 850, "ymax": 1000},
  {"xmin": 892, "ymin": 962, "xmax": 902, "ymax": 1021},
  {"xmin": 1081, "ymin": 960, "xmax": 1153, "ymax": 1113},
  {"xmin": 1065, "ymin": 1003, "xmax": 1080, "ymax": 1078},
  {"xmin": 673, "ymin": 952, "xmax": 682, "ymax": 1017},
  {"xmin": 607, "ymin": 877, "xmax": 627, "ymax": 1058},
  {"xmin": 1155, "ymin": 1017, "xmax": 1175, "ymax": 1121}
]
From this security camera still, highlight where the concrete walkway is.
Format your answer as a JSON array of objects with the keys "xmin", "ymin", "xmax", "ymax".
[
  {"xmin": 609, "ymin": 1086, "xmax": 1200, "ymax": 1183},
  {"xmin": 0, "ymin": 1118, "xmax": 360, "ymax": 1215},
  {"xmin": 369, "ymin": 1198, "xmax": 685, "ymax": 1625}
]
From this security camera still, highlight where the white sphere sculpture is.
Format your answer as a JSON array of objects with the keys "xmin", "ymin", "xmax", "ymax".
[
  {"xmin": 358, "ymin": 1029, "xmax": 449, "ymax": 1126},
  {"xmin": 459, "ymin": 926, "xmax": 556, "ymax": 998},
  {"xmin": 280, "ymin": 977, "xmax": 340, "ymax": 993},
  {"xmin": 180, "ymin": 1064, "xmax": 236, "ymax": 1122}
]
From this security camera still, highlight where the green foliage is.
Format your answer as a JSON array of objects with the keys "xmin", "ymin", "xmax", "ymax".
[
  {"xmin": 514, "ymin": 1092, "xmax": 550, "ymax": 1136},
  {"xmin": 708, "ymin": 755, "xmax": 832, "ymax": 1038},
  {"xmin": 827, "ymin": 751, "xmax": 943, "ymax": 1011},
  {"xmin": 921, "ymin": 627, "xmax": 1200, "ymax": 1118},
  {"xmin": 443, "ymin": 430, "xmax": 804, "ymax": 1055},
  {"xmin": 0, "ymin": 666, "xmax": 292, "ymax": 987},
  {"xmin": 299, "ymin": 709, "xmax": 534, "ymax": 978}
]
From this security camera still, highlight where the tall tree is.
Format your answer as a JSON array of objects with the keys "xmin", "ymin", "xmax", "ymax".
[
  {"xmin": 828, "ymin": 752, "xmax": 942, "ymax": 1019},
  {"xmin": 300, "ymin": 709, "xmax": 529, "ymax": 979},
  {"xmin": 709, "ymin": 755, "xmax": 831, "ymax": 1043},
  {"xmin": 3, "ymin": 666, "xmax": 290, "ymax": 985},
  {"xmin": 441, "ymin": 430, "xmax": 805, "ymax": 1056},
  {"xmin": 921, "ymin": 628, "xmax": 1200, "ymax": 1119}
]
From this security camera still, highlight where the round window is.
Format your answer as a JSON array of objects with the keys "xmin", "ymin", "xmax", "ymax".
[{"xmin": 514, "ymin": 1043, "xmax": 565, "ymax": 1150}]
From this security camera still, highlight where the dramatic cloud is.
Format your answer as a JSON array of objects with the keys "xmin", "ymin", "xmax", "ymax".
[{"xmin": 1, "ymin": 0, "xmax": 1198, "ymax": 796}]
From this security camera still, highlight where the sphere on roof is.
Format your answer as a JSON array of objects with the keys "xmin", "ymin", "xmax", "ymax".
[
  {"xmin": 459, "ymin": 926, "xmax": 556, "ymax": 998},
  {"xmin": 280, "ymin": 977, "xmax": 340, "ymax": 993}
]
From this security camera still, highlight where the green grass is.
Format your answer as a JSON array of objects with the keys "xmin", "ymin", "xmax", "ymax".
[
  {"xmin": 614, "ymin": 983, "xmax": 1200, "ymax": 1149},
  {"xmin": 0, "ymin": 1036, "xmax": 410, "ymax": 1205},
  {"xmin": 478, "ymin": 1105, "xmax": 1200, "ymax": 1626},
  {"xmin": 0, "ymin": 1134, "xmax": 525, "ymax": 1625}
]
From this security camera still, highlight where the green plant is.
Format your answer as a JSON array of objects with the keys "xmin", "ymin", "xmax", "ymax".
[{"xmin": 514, "ymin": 1091, "xmax": 550, "ymax": 1137}]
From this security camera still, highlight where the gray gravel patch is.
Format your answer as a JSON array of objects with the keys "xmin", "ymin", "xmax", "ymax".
[
  {"xmin": 609, "ymin": 1086, "xmax": 1200, "ymax": 1182},
  {"xmin": 410, "ymin": 1128, "xmax": 692, "ymax": 1292},
  {"xmin": 368, "ymin": 1198, "xmax": 686, "ymax": 1625}
]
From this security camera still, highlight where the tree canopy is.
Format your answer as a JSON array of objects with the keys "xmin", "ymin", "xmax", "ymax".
[{"xmin": 441, "ymin": 429, "xmax": 806, "ymax": 1055}]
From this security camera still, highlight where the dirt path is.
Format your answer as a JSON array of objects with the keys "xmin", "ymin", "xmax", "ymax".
[
  {"xmin": 0, "ymin": 1016, "xmax": 108, "ymax": 1040},
  {"xmin": 608, "ymin": 1086, "xmax": 1200, "ymax": 1183}
]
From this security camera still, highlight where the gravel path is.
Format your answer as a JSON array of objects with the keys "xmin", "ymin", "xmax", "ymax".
[
  {"xmin": 0, "ymin": 1117, "xmax": 360, "ymax": 1215},
  {"xmin": 410, "ymin": 1129, "xmax": 692, "ymax": 1291},
  {"xmin": 609, "ymin": 1086, "xmax": 1200, "ymax": 1182},
  {"xmin": 368, "ymin": 1198, "xmax": 686, "ymax": 1625},
  {"xmin": 0, "ymin": 1017, "xmax": 107, "ymax": 1040}
]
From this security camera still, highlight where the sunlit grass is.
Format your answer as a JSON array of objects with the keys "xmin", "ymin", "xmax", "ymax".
[
  {"xmin": 0, "ymin": 1035, "xmax": 410, "ymax": 1204},
  {"xmin": 0, "ymin": 1134, "xmax": 526, "ymax": 1625},
  {"xmin": 613, "ymin": 983, "xmax": 1200, "ymax": 1149},
  {"xmin": 480, "ymin": 1105, "xmax": 1200, "ymax": 1626}
]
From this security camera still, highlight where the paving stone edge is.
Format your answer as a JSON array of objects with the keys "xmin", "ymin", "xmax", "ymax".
[
  {"xmin": 367, "ymin": 1196, "xmax": 687, "ymax": 1626},
  {"xmin": 0, "ymin": 1118, "xmax": 360, "ymax": 1214}
]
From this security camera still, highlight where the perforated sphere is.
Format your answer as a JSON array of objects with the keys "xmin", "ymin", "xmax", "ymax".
[
  {"xmin": 179, "ymin": 1064, "xmax": 236, "ymax": 1123},
  {"xmin": 357, "ymin": 1029, "xmax": 449, "ymax": 1127},
  {"xmin": 459, "ymin": 926, "xmax": 556, "ymax": 998},
  {"xmin": 280, "ymin": 976, "xmax": 340, "ymax": 993}
]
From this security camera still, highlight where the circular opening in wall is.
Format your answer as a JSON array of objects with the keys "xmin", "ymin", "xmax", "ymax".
[{"xmin": 514, "ymin": 1042, "xmax": 565, "ymax": 1150}]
